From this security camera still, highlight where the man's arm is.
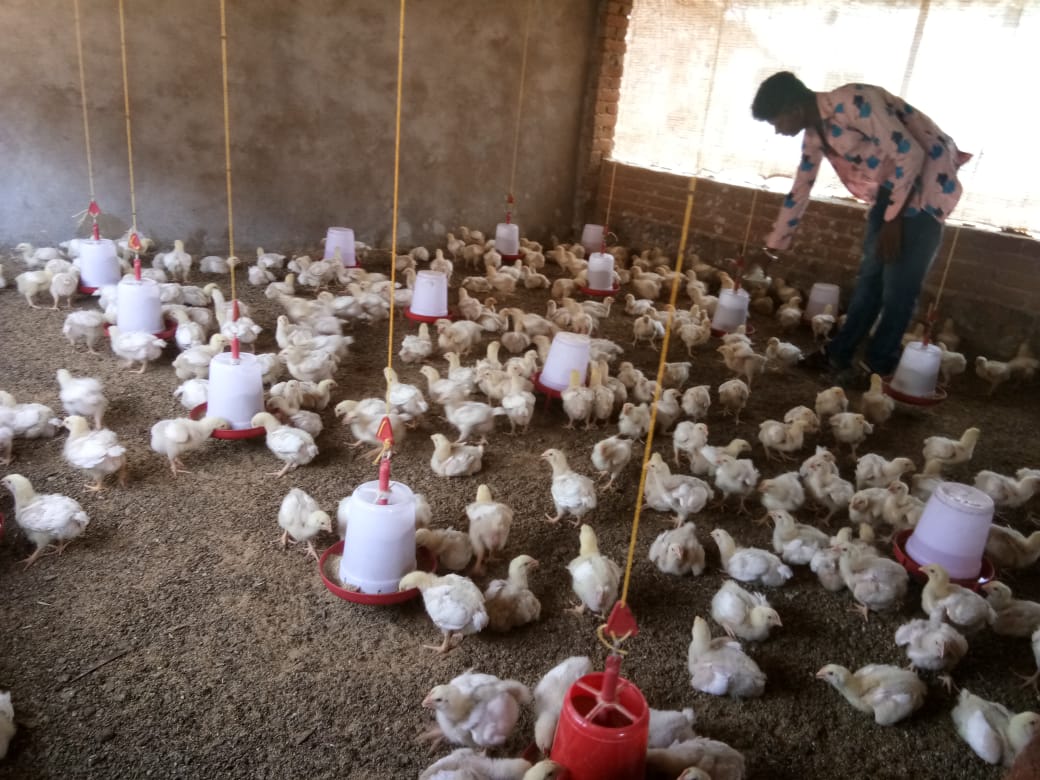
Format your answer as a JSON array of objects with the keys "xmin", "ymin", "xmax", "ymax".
[{"xmin": 765, "ymin": 130, "xmax": 824, "ymax": 251}]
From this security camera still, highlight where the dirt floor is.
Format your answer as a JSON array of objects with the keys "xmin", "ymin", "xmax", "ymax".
[{"xmin": 0, "ymin": 239, "xmax": 1038, "ymax": 780}]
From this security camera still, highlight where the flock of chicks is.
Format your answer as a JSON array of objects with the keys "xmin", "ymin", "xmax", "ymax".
[{"xmin": 1, "ymin": 226, "xmax": 1039, "ymax": 777}]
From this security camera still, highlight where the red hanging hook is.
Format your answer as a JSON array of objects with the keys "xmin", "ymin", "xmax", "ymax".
[{"xmin": 374, "ymin": 416, "xmax": 396, "ymax": 505}]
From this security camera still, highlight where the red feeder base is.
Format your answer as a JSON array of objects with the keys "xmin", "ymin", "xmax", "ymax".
[
  {"xmin": 404, "ymin": 308, "xmax": 454, "ymax": 323},
  {"xmin": 881, "ymin": 377, "xmax": 947, "ymax": 407},
  {"xmin": 103, "ymin": 317, "xmax": 178, "ymax": 341},
  {"xmin": 550, "ymin": 662, "xmax": 649, "ymax": 780},
  {"xmin": 892, "ymin": 529, "xmax": 995, "ymax": 592},
  {"xmin": 578, "ymin": 285, "xmax": 620, "ymax": 298},
  {"xmin": 318, "ymin": 540, "xmax": 437, "ymax": 605},
  {"xmin": 500, "ymin": 253, "xmax": 520, "ymax": 262},
  {"xmin": 711, "ymin": 323, "xmax": 756, "ymax": 339},
  {"xmin": 78, "ymin": 284, "xmax": 99, "ymax": 295},
  {"xmin": 189, "ymin": 403, "xmax": 266, "ymax": 440}
]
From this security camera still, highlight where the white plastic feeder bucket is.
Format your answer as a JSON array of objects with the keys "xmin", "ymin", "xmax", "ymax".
[
  {"xmin": 495, "ymin": 222, "xmax": 520, "ymax": 259},
  {"xmin": 409, "ymin": 270, "xmax": 449, "ymax": 319},
  {"xmin": 324, "ymin": 226, "xmax": 357, "ymax": 267},
  {"xmin": 804, "ymin": 282, "xmax": 841, "ymax": 321},
  {"xmin": 79, "ymin": 238, "xmax": 121, "ymax": 288},
  {"xmin": 905, "ymin": 482, "xmax": 994, "ymax": 580},
  {"xmin": 587, "ymin": 251, "xmax": 616, "ymax": 292},
  {"xmin": 581, "ymin": 223, "xmax": 605, "ymax": 256},
  {"xmin": 890, "ymin": 341, "xmax": 942, "ymax": 398},
  {"xmin": 540, "ymin": 332, "xmax": 591, "ymax": 392},
  {"xmin": 710, "ymin": 288, "xmax": 750, "ymax": 334},
  {"xmin": 116, "ymin": 277, "xmax": 163, "ymax": 333},
  {"xmin": 206, "ymin": 352, "xmax": 264, "ymax": 430},
  {"xmin": 338, "ymin": 480, "xmax": 417, "ymax": 594}
]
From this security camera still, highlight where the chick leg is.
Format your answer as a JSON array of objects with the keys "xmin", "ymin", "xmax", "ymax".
[
  {"xmin": 423, "ymin": 631, "xmax": 457, "ymax": 654},
  {"xmin": 938, "ymin": 673, "xmax": 958, "ymax": 694},
  {"xmin": 94, "ymin": 410, "xmax": 105, "ymax": 429},
  {"xmin": 305, "ymin": 540, "xmax": 319, "ymax": 562},
  {"xmin": 849, "ymin": 604, "xmax": 871, "ymax": 622},
  {"xmin": 280, "ymin": 530, "xmax": 290, "ymax": 549},
  {"xmin": 1014, "ymin": 669, "xmax": 1040, "ymax": 693},
  {"xmin": 268, "ymin": 462, "xmax": 295, "ymax": 478},
  {"xmin": 169, "ymin": 457, "xmax": 192, "ymax": 476},
  {"xmin": 136, "ymin": 361, "xmax": 149, "ymax": 374},
  {"xmin": 84, "ymin": 477, "xmax": 106, "ymax": 493},
  {"xmin": 25, "ymin": 293, "xmax": 40, "ymax": 308},
  {"xmin": 567, "ymin": 601, "xmax": 587, "ymax": 615},
  {"xmin": 544, "ymin": 512, "xmax": 562, "ymax": 524},
  {"xmin": 51, "ymin": 294, "xmax": 61, "ymax": 310},
  {"xmin": 21, "ymin": 544, "xmax": 53, "ymax": 568}
]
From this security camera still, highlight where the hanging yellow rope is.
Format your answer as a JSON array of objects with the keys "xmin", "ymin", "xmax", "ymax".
[
  {"xmin": 383, "ymin": 0, "xmax": 406, "ymax": 420},
  {"xmin": 611, "ymin": 177, "xmax": 697, "ymax": 619},
  {"xmin": 739, "ymin": 188, "xmax": 760, "ymax": 258},
  {"xmin": 507, "ymin": 0, "xmax": 534, "ymax": 205},
  {"xmin": 932, "ymin": 226, "xmax": 960, "ymax": 311},
  {"xmin": 218, "ymin": 0, "xmax": 237, "ymax": 302},
  {"xmin": 73, "ymin": 0, "xmax": 96, "ymax": 205},
  {"xmin": 116, "ymin": 0, "xmax": 139, "ymax": 238},
  {"xmin": 603, "ymin": 160, "xmax": 618, "ymax": 229}
]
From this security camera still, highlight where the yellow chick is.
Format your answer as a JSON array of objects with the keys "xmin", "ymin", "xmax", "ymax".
[
  {"xmin": 814, "ymin": 386, "xmax": 848, "ymax": 420},
  {"xmin": 861, "ymin": 373, "xmax": 895, "ymax": 424},
  {"xmin": 465, "ymin": 484, "xmax": 513, "ymax": 574},
  {"xmin": 483, "ymin": 554, "xmax": 541, "ymax": 632},
  {"xmin": 985, "ymin": 524, "xmax": 1040, "ymax": 570},
  {"xmin": 920, "ymin": 563, "xmax": 994, "ymax": 634},
  {"xmin": 829, "ymin": 412, "xmax": 874, "ymax": 458},
  {"xmin": 975, "ymin": 356, "xmax": 1013, "ymax": 395},
  {"xmin": 952, "ymin": 689, "xmax": 1040, "ymax": 767},
  {"xmin": 567, "ymin": 524, "xmax": 620, "ymax": 616},
  {"xmin": 758, "ymin": 418, "xmax": 811, "ymax": 461},
  {"xmin": 981, "ymin": 581, "xmax": 1040, "ymax": 637},
  {"xmin": 717, "ymin": 378, "xmax": 750, "ymax": 423},
  {"xmin": 429, "ymin": 433, "xmax": 484, "ymax": 478},
  {"xmin": 816, "ymin": 663, "xmax": 925, "ymax": 725},
  {"xmin": 922, "ymin": 426, "xmax": 981, "ymax": 472},
  {"xmin": 561, "ymin": 369, "xmax": 594, "ymax": 429},
  {"xmin": 591, "ymin": 434, "xmax": 634, "ymax": 490},
  {"xmin": 416, "ymin": 528, "xmax": 474, "ymax": 572}
]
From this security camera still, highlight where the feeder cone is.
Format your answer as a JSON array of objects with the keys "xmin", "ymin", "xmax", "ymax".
[{"xmin": 549, "ymin": 653, "xmax": 649, "ymax": 780}]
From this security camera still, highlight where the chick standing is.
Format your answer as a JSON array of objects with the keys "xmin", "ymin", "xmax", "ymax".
[
  {"xmin": 567, "ymin": 524, "xmax": 621, "ymax": 615},
  {"xmin": 541, "ymin": 448, "xmax": 597, "ymax": 524},
  {"xmin": 149, "ymin": 416, "xmax": 230, "ymax": 475},
  {"xmin": 56, "ymin": 369, "xmax": 108, "ymax": 429},
  {"xmin": 533, "ymin": 656, "xmax": 593, "ymax": 753},
  {"xmin": 399, "ymin": 571, "xmax": 487, "ymax": 653},
  {"xmin": 465, "ymin": 483, "xmax": 513, "ymax": 573},
  {"xmin": 2, "ymin": 473, "xmax": 90, "ymax": 567},
  {"xmin": 816, "ymin": 663, "xmax": 925, "ymax": 725},
  {"xmin": 277, "ymin": 487, "xmax": 331, "ymax": 560},
  {"xmin": 420, "ymin": 670, "xmax": 531, "ymax": 749},
  {"xmin": 61, "ymin": 415, "xmax": 127, "ymax": 492},
  {"xmin": 251, "ymin": 412, "xmax": 319, "ymax": 477},
  {"xmin": 484, "ymin": 554, "xmax": 541, "ymax": 632}
]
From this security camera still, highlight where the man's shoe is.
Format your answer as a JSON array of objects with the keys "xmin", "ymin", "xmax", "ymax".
[
  {"xmin": 799, "ymin": 349, "xmax": 830, "ymax": 371},
  {"xmin": 824, "ymin": 365, "xmax": 870, "ymax": 392}
]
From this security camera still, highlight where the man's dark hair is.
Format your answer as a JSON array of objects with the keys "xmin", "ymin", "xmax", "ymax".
[{"xmin": 752, "ymin": 71, "xmax": 814, "ymax": 120}]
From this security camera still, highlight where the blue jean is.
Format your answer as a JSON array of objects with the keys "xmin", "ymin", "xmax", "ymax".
[{"xmin": 827, "ymin": 193, "xmax": 944, "ymax": 375}]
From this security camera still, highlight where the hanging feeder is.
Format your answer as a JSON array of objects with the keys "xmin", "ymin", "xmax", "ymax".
[
  {"xmin": 883, "ymin": 340, "xmax": 947, "ymax": 406},
  {"xmin": 580, "ymin": 223, "xmax": 606, "ymax": 257},
  {"xmin": 405, "ymin": 270, "xmax": 452, "ymax": 322},
  {"xmin": 78, "ymin": 238, "xmax": 121, "ymax": 294},
  {"xmin": 803, "ymin": 282, "xmax": 841, "ymax": 323},
  {"xmin": 534, "ymin": 332, "xmax": 591, "ymax": 397},
  {"xmin": 324, "ymin": 226, "xmax": 357, "ymax": 267},
  {"xmin": 710, "ymin": 288, "xmax": 751, "ymax": 336},
  {"xmin": 580, "ymin": 250, "xmax": 620, "ymax": 297},
  {"xmin": 893, "ymin": 482, "xmax": 996, "ymax": 591},
  {"xmin": 495, "ymin": 196, "xmax": 521, "ymax": 262}
]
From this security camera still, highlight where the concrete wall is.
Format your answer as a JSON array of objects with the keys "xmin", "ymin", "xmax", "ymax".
[{"xmin": 0, "ymin": 0, "xmax": 599, "ymax": 252}]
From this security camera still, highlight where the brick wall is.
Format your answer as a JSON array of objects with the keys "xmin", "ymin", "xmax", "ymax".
[{"xmin": 573, "ymin": 1, "xmax": 1040, "ymax": 359}]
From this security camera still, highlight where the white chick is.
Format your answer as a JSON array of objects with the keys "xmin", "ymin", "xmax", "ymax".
[
  {"xmin": 769, "ymin": 509, "xmax": 830, "ymax": 565},
  {"xmin": 172, "ymin": 334, "xmax": 229, "ymax": 380},
  {"xmin": 687, "ymin": 616, "xmax": 766, "ymax": 698},
  {"xmin": 811, "ymin": 303, "xmax": 837, "ymax": 342},
  {"xmin": 61, "ymin": 415, "xmax": 127, "ymax": 492},
  {"xmin": 421, "ymin": 671, "xmax": 531, "ymax": 749},
  {"xmin": 561, "ymin": 369, "xmax": 594, "ymax": 430},
  {"xmin": 861, "ymin": 373, "xmax": 895, "ymax": 424},
  {"xmin": 444, "ymin": 400, "xmax": 504, "ymax": 444},
  {"xmin": 647, "ymin": 707, "xmax": 697, "ymax": 750},
  {"xmin": 985, "ymin": 525, "xmax": 1040, "ymax": 571},
  {"xmin": 922, "ymin": 426, "xmax": 981, "ymax": 473},
  {"xmin": 815, "ymin": 663, "xmax": 925, "ymax": 725},
  {"xmin": 695, "ymin": 438, "xmax": 752, "ymax": 479},
  {"xmin": 644, "ymin": 453, "xmax": 713, "ymax": 527},
  {"xmin": 567, "ymin": 524, "xmax": 621, "ymax": 615},
  {"xmin": 0, "ymin": 426, "xmax": 12, "ymax": 466},
  {"xmin": 952, "ymin": 689, "xmax": 1040, "ymax": 767},
  {"xmin": 251, "ymin": 412, "xmax": 318, "ymax": 477},
  {"xmin": 149, "ymin": 416, "xmax": 230, "ymax": 475},
  {"xmin": 975, "ymin": 356, "xmax": 1013, "ymax": 395},
  {"xmin": 0, "ymin": 399, "xmax": 59, "ymax": 440},
  {"xmin": 14, "ymin": 269, "xmax": 52, "ymax": 307},
  {"xmin": 895, "ymin": 614, "xmax": 968, "ymax": 678},
  {"xmin": 711, "ymin": 528, "xmax": 792, "ymax": 588},
  {"xmin": 533, "ymin": 656, "xmax": 593, "ymax": 753},
  {"xmin": 419, "ymin": 750, "xmax": 550, "ymax": 780},
  {"xmin": 277, "ymin": 487, "xmax": 331, "ymax": 560},
  {"xmin": 617, "ymin": 402, "xmax": 651, "ymax": 441},
  {"xmin": 764, "ymin": 336, "xmax": 803, "ymax": 370},
  {"xmin": 416, "ymin": 528, "xmax": 474, "ymax": 571},
  {"xmin": 848, "ymin": 486, "xmax": 889, "ymax": 526},
  {"xmin": 108, "ymin": 326, "xmax": 167, "ymax": 373},
  {"xmin": 649, "ymin": 522, "xmax": 706, "ymax": 576},
  {"xmin": 541, "ymin": 448, "xmax": 597, "ymax": 524},
  {"xmin": 0, "ymin": 690, "xmax": 13, "ymax": 760},
  {"xmin": 2, "ymin": 473, "xmax": 90, "ymax": 567},
  {"xmin": 63, "ymin": 310, "xmax": 107, "ymax": 354},
  {"xmin": 815, "ymin": 386, "xmax": 848, "ymax": 420},
  {"xmin": 938, "ymin": 342, "xmax": 968, "ymax": 385},
  {"xmin": 805, "ymin": 465, "xmax": 855, "ymax": 525},
  {"xmin": 680, "ymin": 384, "xmax": 712, "ymax": 420},
  {"xmin": 810, "ymin": 527, "xmax": 857, "ymax": 592},
  {"xmin": 855, "ymin": 453, "xmax": 916, "ymax": 489},
  {"xmin": 385, "ymin": 366, "xmax": 430, "ymax": 421},
  {"xmin": 646, "ymin": 737, "xmax": 745, "ymax": 780},
  {"xmin": 756, "ymin": 472, "xmax": 805, "ymax": 521},
  {"xmin": 172, "ymin": 379, "xmax": 209, "ymax": 411},
  {"xmin": 920, "ymin": 563, "xmax": 994, "ymax": 634},
  {"xmin": 399, "ymin": 571, "xmax": 488, "ymax": 653},
  {"xmin": 837, "ymin": 543, "xmax": 908, "ymax": 619},
  {"xmin": 757, "ymin": 418, "xmax": 811, "ymax": 462},
  {"xmin": 829, "ymin": 412, "xmax": 874, "ymax": 458},
  {"xmin": 591, "ymin": 434, "xmax": 633, "ymax": 490},
  {"xmin": 882, "ymin": 481, "xmax": 925, "ymax": 531},
  {"xmin": 717, "ymin": 378, "xmax": 750, "ymax": 423},
  {"xmin": 465, "ymin": 483, "xmax": 513, "ymax": 573},
  {"xmin": 436, "ymin": 318, "xmax": 484, "ymax": 356},
  {"xmin": 49, "ymin": 269, "xmax": 79, "ymax": 308},
  {"xmin": 976, "ymin": 469, "xmax": 1040, "ymax": 510},
  {"xmin": 776, "ymin": 295, "xmax": 803, "ymax": 331},
  {"xmin": 430, "ymin": 433, "xmax": 484, "ymax": 477},
  {"xmin": 483, "ymin": 554, "xmax": 541, "ymax": 632},
  {"xmin": 653, "ymin": 388, "xmax": 682, "ymax": 434},
  {"xmin": 710, "ymin": 579, "xmax": 781, "ymax": 642},
  {"xmin": 784, "ymin": 404, "xmax": 821, "ymax": 434},
  {"xmin": 56, "ymin": 369, "xmax": 108, "ymax": 429},
  {"xmin": 399, "ymin": 323, "xmax": 433, "ymax": 364},
  {"xmin": 672, "ymin": 421, "xmax": 709, "ymax": 469},
  {"xmin": 713, "ymin": 454, "xmax": 760, "ymax": 515}
]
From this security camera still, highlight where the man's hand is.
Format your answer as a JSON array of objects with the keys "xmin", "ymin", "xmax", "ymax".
[
  {"xmin": 761, "ymin": 246, "xmax": 780, "ymax": 271},
  {"xmin": 879, "ymin": 218, "xmax": 903, "ymax": 262}
]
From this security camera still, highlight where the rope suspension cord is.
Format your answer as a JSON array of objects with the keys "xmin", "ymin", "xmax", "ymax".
[
  {"xmin": 505, "ymin": 0, "xmax": 534, "ymax": 220},
  {"xmin": 600, "ymin": 160, "xmax": 618, "ymax": 252},
  {"xmin": 931, "ymin": 225, "xmax": 960, "ymax": 312},
  {"xmin": 383, "ymin": 0, "xmax": 407, "ymax": 420},
  {"xmin": 73, "ymin": 0, "xmax": 98, "ymax": 219},
  {"xmin": 218, "ymin": 0, "xmax": 237, "ymax": 306},
  {"xmin": 739, "ymin": 188, "xmax": 760, "ymax": 258},
  {"xmin": 609, "ymin": 177, "xmax": 698, "ymax": 628},
  {"xmin": 116, "ymin": 0, "xmax": 140, "ymax": 248}
]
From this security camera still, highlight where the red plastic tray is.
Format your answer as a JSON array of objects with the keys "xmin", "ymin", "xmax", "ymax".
[
  {"xmin": 103, "ymin": 317, "xmax": 178, "ymax": 341},
  {"xmin": 711, "ymin": 323, "xmax": 757, "ymax": 338},
  {"xmin": 578, "ymin": 285, "xmax": 620, "ymax": 297},
  {"xmin": 318, "ymin": 540, "xmax": 437, "ymax": 605},
  {"xmin": 189, "ymin": 403, "xmax": 266, "ymax": 440},
  {"xmin": 404, "ymin": 308, "xmax": 455, "ymax": 323},
  {"xmin": 78, "ymin": 284, "xmax": 99, "ymax": 295},
  {"xmin": 892, "ymin": 528, "xmax": 995, "ymax": 592},
  {"xmin": 881, "ymin": 378, "xmax": 947, "ymax": 407}
]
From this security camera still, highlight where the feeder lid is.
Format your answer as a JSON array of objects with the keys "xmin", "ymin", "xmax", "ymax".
[{"xmin": 932, "ymin": 482, "xmax": 994, "ymax": 514}]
